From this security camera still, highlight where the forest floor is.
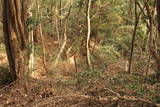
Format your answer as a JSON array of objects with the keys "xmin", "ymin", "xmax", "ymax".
[{"xmin": 0, "ymin": 36, "xmax": 160, "ymax": 107}]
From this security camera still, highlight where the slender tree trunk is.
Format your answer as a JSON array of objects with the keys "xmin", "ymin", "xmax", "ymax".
[
  {"xmin": 157, "ymin": 0, "xmax": 160, "ymax": 37},
  {"xmin": 128, "ymin": 0, "xmax": 139, "ymax": 73},
  {"xmin": 36, "ymin": 0, "xmax": 48, "ymax": 73},
  {"xmin": 54, "ymin": 20, "xmax": 67, "ymax": 66},
  {"xmin": 145, "ymin": 54, "xmax": 151, "ymax": 79},
  {"xmin": 86, "ymin": 0, "xmax": 92, "ymax": 69},
  {"xmin": 155, "ymin": 0, "xmax": 160, "ymax": 77},
  {"xmin": 54, "ymin": 5, "xmax": 72, "ymax": 66},
  {"xmin": 59, "ymin": 0, "xmax": 63, "ymax": 40},
  {"xmin": 74, "ymin": 55, "xmax": 78, "ymax": 72},
  {"xmin": 28, "ymin": 31, "xmax": 34, "ymax": 73},
  {"xmin": 39, "ymin": 24, "xmax": 48, "ymax": 72},
  {"xmin": 55, "ymin": 1, "xmax": 60, "ymax": 43},
  {"xmin": 28, "ymin": 1, "xmax": 34, "ymax": 77}
]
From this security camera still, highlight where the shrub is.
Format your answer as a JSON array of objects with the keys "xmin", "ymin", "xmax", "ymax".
[{"xmin": 92, "ymin": 45, "xmax": 121, "ymax": 66}]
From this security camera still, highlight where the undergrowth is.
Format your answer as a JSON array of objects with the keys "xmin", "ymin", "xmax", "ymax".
[
  {"xmin": 92, "ymin": 45, "xmax": 121, "ymax": 66},
  {"xmin": 107, "ymin": 72, "xmax": 160, "ymax": 103},
  {"xmin": 66, "ymin": 69, "xmax": 160, "ymax": 103}
]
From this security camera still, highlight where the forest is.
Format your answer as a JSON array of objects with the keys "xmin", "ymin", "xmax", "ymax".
[{"xmin": 0, "ymin": 0, "xmax": 160, "ymax": 106}]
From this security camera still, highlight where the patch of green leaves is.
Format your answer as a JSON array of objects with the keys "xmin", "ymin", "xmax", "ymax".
[
  {"xmin": 74, "ymin": 69, "xmax": 104, "ymax": 88},
  {"xmin": 93, "ymin": 45, "xmax": 120, "ymax": 65}
]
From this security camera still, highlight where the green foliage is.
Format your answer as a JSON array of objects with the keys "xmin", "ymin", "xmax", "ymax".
[
  {"xmin": 152, "ymin": 95, "xmax": 160, "ymax": 103},
  {"xmin": 108, "ymin": 72, "xmax": 160, "ymax": 103},
  {"xmin": 75, "ymin": 0, "xmax": 85, "ymax": 7},
  {"xmin": 0, "ymin": 0, "xmax": 158, "ymax": 101},
  {"xmin": 93, "ymin": 45, "xmax": 120, "ymax": 65},
  {"xmin": 75, "ymin": 69, "xmax": 104, "ymax": 87}
]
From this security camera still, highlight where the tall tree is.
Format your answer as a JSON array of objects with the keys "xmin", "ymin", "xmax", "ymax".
[{"xmin": 2, "ymin": 0, "xmax": 28, "ymax": 81}]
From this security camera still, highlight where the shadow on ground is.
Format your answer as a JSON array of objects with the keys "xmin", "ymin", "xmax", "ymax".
[{"xmin": 0, "ymin": 65, "xmax": 12, "ymax": 86}]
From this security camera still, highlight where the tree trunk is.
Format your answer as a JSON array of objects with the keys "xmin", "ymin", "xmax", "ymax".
[
  {"xmin": 157, "ymin": 0, "xmax": 160, "ymax": 37},
  {"xmin": 54, "ymin": 5, "xmax": 72, "ymax": 66},
  {"xmin": 21, "ymin": 0, "xmax": 31, "ymax": 39},
  {"xmin": 155, "ymin": 0, "xmax": 160, "ymax": 77},
  {"xmin": 86, "ymin": 0, "xmax": 92, "ymax": 69},
  {"xmin": 128, "ymin": 0, "xmax": 139, "ymax": 74},
  {"xmin": 2, "ymin": 0, "xmax": 27, "ymax": 81},
  {"xmin": 59, "ymin": 0, "xmax": 63, "ymax": 40},
  {"xmin": 145, "ymin": 1, "xmax": 160, "ymax": 79}
]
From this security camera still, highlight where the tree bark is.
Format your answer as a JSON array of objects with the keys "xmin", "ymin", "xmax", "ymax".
[
  {"xmin": 157, "ymin": 0, "xmax": 160, "ymax": 37},
  {"xmin": 128, "ymin": 0, "xmax": 139, "ymax": 74},
  {"xmin": 86, "ymin": 0, "xmax": 92, "ymax": 69},
  {"xmin": 2, "ymin": 0, "xmax": 27, "ymax": 81},
  {"xmin": 155, "ymin": 0, "xmax": 160, "ymax": 77},
  {"xmin": 59, "ymin": 0, "xmax": 63, "ymax": 40},
  {"xmin": 145, "ymin": 1, "xmax": 160, "ymax": 78}
]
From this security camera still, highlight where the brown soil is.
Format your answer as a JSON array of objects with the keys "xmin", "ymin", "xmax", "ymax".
[{"xmin": 0, "ymin": 36, "xmax": 159, "ymax": 107}]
